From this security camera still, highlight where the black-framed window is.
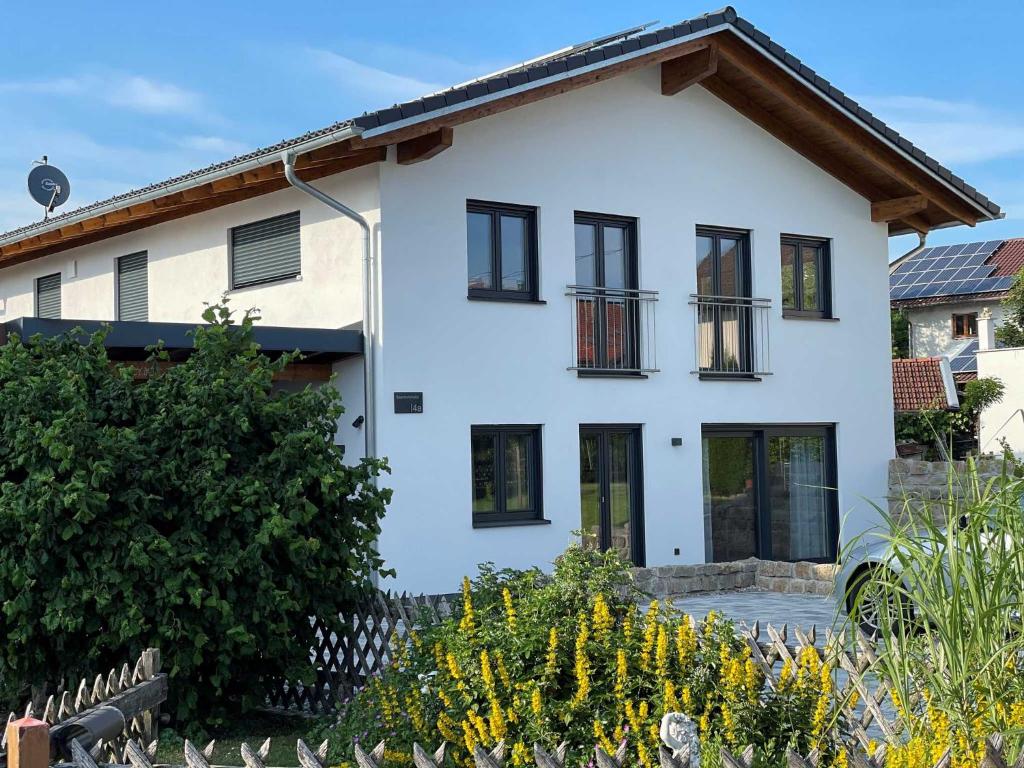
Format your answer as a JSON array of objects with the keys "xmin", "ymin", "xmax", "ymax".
[
  {"xmin": 471, "ymin": 425, "xmax": 544, "ymax": 526},
  {"xmin": 952, "ymin": 312, "xmax": 977, "ymax": 338},
  {"xmin": 230, "ymin": 211, "xmax": 301, "ymax": 289},
  {"xmin": 467, "ymin": 201, "xmax": 538, "ymax": 301},
  {"xmin": 35, "ymin": 272, "xmax": 61, "ymax": 319},
  {"xmin": 781, "ymin": 235, "xmax": 831, "ymax": 318},
  {"xmin": 701, "ymin": 424, "xmax": 838, "ymax": 563}
]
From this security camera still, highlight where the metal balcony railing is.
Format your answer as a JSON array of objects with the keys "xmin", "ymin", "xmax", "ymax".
[
  {"xmin": 689, "ymin": 294, "xmax": 772, "ymax": 377},
  {"xmin": 568, "ymin": 286, "xmax": 659, "ymax": 375}
]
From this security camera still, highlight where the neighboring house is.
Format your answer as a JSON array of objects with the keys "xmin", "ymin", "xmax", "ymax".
[
  {"xmin": 892, "ymin": 357, "xmax": 959, "ymax": 413},
  {"xmin": 977, "ymin": 312, "xmax": 1024, "ymax": 455},
  {"xmin": 890, "ymin": 237, "xmax": 1024, "ymax": 381},
  {"xmin": 0, "ymin": 8, "xmax": 1002, "ymax": 592}
]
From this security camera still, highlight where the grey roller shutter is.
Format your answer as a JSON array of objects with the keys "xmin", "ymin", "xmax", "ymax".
[
  {"xmin": 230, "ymin": 211, "xmax": 301, "ymax": 289},
  {"xmin": 117, "ymin": 251, "xmax": 148, "ymax": 321},
  {"xmin": 36, "ymin": 273, "xmax": 61, "ymax": 319}
]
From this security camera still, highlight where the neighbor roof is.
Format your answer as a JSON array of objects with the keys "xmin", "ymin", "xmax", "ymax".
[
  {"xmin": 892, "ymin": 357, "xmax": 959, "ymax": 412},
  {"xmin": 890, "ymin": 237, "xmax": 1024, "ymax": 309},
  {"xmin": 0, "ymin": 6, "xmax": 1002, "ymax": 267}
]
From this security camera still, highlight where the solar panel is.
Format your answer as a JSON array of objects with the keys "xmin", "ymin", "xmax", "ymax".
[
  {"xmin": 889, "ymin": 237, "xmax": 1010, "ymax": 302},
  {"xmin": 949, "ymin": 340, "xmax": 978, "ymax": 373}
]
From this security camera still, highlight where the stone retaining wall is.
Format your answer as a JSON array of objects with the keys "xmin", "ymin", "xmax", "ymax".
[
  {"xmin": 888, "ymin": 457, "xmax": 1005, "ymax": 520},
  {"xmin": 632, "ymin": 557, "xmax": 836, "ymax": 598}
]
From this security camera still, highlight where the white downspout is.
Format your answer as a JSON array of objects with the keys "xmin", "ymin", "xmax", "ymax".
[{"xmin": 282, "ymin": 151, "xmax": 376, "ymax": 461}]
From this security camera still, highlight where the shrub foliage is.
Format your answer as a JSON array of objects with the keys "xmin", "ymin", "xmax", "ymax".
[
  {"xmin": 316, "ymin": 546, "xmax": 844, "ymax": 768},
  {"xmin": 0, "ymin": 305, "xmax": 391, "ymax": 722}
]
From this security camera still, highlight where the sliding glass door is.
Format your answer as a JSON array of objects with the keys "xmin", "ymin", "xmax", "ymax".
[{"xmin": 701, "ymin": 425, "xmax": 837, "ymax": 563}]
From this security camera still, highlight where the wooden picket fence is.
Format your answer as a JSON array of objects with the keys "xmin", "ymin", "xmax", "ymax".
[
  {"xmin": 2, "ymin": 649, "xmax": 167, "ymax": 761},
  {"xmin": 266, "ymin": 592, "xmax": 457, "ymax": 713}
]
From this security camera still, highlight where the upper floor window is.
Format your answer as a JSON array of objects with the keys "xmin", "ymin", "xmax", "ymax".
[
  {"xmin": 952, "ymin": 312, "xmax": 978, "ymax": 338},
  {"xmin": 35, "ymin": 273, "xmax": 61, "ymax": 319},
  {"xmin": 117, "ymin": 251, "xmax": 148, "ymax": 322},
  {"xmin": 471, "ymin": 425, "xmax": 544, "ymax": 526},
  {"xmin": 781, "ymin": 235, "xmax": 832, "ymax": 318},
  {"xmin": 230, "ymin": 211, "xmax": 301, "ymax": 290},
  {"xmin": 467, "ymin": 201, "xmax": 538, "ymax": 301}
]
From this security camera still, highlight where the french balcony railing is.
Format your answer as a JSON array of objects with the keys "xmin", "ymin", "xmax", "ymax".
[
  {"xmin": 689, "ymin": 294, "xmax": 772, "ymax": 377},
  {"xmin": 568, "ymin": 286, "xmax": 659, "ymax": 375}
]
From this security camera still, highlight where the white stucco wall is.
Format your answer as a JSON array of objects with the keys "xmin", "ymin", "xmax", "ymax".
[
  {"xmin": 0, "ymin": 164, "xmax": 380, "ymax": 329},
  {"xmin": 375, "ymin": 68, "xmax": 894, "ymax": 593},
  {"xmin": 978, "ymin": 346, "xmax": 1024, "ymax": 454},
  {"xmin": 907, "ymin": 300, "xmax": 1005, "ymax": 358}
]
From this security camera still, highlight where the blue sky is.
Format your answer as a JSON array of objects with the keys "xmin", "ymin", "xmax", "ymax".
[{"xmin": 2, "ymin": 1, "xmax": 1022, "ymax": 258}]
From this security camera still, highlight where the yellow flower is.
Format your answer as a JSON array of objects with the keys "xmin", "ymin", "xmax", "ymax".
[
  {"xmin": 572, "ymin": 616, "xmax": 592, "ymax": 706},
  {"xmin": 675, "ymin": 617, "xmax": 696, "ymax": 670},
  {"xmin": 495, "ymin": 651, "xmax": 512, "ymax": 691},
  {"xmin": 446, "ymin": 652, "xmax": 462, "ymax": 680},
  {"xmin": 461, "ymin": 719, "xmax": 477, "ymax": 754},
  {"xmin": 615, "ymin": 648, "xmax": 628, "ymax": 705},
  {"xmin": 511, "ymin": 743, "xmax": 530, "ymax": 768},
  {"xmin": 480, "ymin": 649, "xmax": 496, "ymax": 694},
  {"xmin": 640, "ymin": 601, "xmax": 659, "ymax": 672},
  {"xmin": 531, "ymin": 687, "xmax": 542, "ymax": 716},
  {"xmin": 663, "ymin": 680, "xmax": 679, "ymax": 715},
  {"xmin": 502, "ymin": 588, "xmax": 517, "ymax": 632},
  {"xmin": 593, "ymin": 720, "xmax": 616, "ymax": 755},
  {"xmin": 681, "ymin": 686, "xmax": 693, "ymax": 714},
  {"xmin": 655, "ymin": 624, "xmax": 670, "ymax": 679},
  {"xmin": 592, "ymin": 594, "xmax": 614, "ymax": 642},
  {"xmin": 458, "ymin": 576, "xmax": 476, "ymax": 637},
  {"xmin": 544, "ymin": 627, "xmax": 559, "ymax": 679}
]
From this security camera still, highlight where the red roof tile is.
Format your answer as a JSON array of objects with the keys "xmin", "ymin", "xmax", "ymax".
[
  {"xmin": 992, "ymin": 237, "xmax": 1024, "ymax": 278},
  {"xmin": 892, "ymin": 358, "xmax": 957, "ymax": 412}
]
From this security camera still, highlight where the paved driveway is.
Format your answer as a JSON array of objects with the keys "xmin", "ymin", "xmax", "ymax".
[{"xmin": 660, "ymin": 590, "xmax": 844, "ymax": 637}]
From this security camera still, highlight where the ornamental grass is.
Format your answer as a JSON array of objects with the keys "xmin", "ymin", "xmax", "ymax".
[
  {"xmin": 317, "ymin": 545, "xmax": 845, "ymax": 768},
  {"xmin": 845, "ymin": 460, "xmax": 1024, "ymax": 768}
]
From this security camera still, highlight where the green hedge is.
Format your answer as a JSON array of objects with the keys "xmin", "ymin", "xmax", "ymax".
[{"xmin": 0, "ymin": 304, "xmax": 391, "ymax": 723}]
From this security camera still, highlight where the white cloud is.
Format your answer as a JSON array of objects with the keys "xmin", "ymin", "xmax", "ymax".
[
  {"xmin": 306, "ymin": 48, "xmax": 444, "ymax": 102},
  {"xmin": 858, "ymin": 94, "xmax": 1024, "ymax": 165},
  {"xmin": 0, "ymin": 72, "xmax": 205, "ymax": 117}
]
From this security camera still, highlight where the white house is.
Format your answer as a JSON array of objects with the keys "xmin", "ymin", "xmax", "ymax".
[
  {"xmin": 0, "ymin": 8, "xmax": 1002, "ymax": 593},
  {"xmin": 977, "ymin": 312, "xmax": 1024, "ymax": 455},
  {"xmin": 890, "ymin": 237, "xmax": 1023, "ymax": 382}
]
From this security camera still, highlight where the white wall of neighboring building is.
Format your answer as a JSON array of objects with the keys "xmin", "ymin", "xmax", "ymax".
[
  {"xmin": 907, "ymin": 300, "xmax": 1005, "ymax": 358},
  {"xmin": 0, "ymin": 164, "xmax": 380, "ymax": 330},
  {"xmin": 978, "ymin": 346, "xmax": 1024, "ymax": 454},
  {"xmin": 375, "ymin": 68, "xmax": 894, "ymax": 593}
]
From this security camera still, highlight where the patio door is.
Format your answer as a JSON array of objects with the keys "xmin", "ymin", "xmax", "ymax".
[
  {"xmin": 579, "ymin": 425, "xmax": 644, "ymax": 565},
  {"xmin": 701, "ymin": 425, "xmax": 837, "ymax": 563}
]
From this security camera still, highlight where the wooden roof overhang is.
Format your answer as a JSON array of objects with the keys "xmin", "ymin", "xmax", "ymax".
[{"xmin": 0, "ymin": 26, "xmax": 998, "ymax": 268}]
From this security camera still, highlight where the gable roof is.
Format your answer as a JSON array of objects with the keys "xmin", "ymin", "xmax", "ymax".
[
  {"xmin": 892, "ymin": 357, "xmax": 959, "ymax": 412},
  {"xmin": 890, "ymin": 237, "xmax": 1024, "ymax": 309},
  {"xmin": 0, "ymin": 6, "xmax": 1002, "ymax": 268}
]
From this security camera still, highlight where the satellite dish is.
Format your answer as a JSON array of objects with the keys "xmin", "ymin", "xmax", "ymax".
[{"xmin": 28, "ymin": 157, "xmax": 71, "ymax": 217}]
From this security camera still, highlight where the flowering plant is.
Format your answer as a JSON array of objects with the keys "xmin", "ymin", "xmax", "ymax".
[{"xmin": 317, "ymin": 545, "xmax": 845, "ymax": 767}]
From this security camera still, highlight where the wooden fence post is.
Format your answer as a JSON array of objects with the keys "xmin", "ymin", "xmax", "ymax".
[{"xmin": 6, "ymin": 717, "xmax": 49, "ymax": 768}]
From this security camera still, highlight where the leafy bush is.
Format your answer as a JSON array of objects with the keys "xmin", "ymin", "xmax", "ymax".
[
  {"xmin": 314, "ymin": 546, "xmax": 844, "ymax": 768},
  {"xmin": 0, "ymin": 304, "xmax": 391, "ymax": 723},
  {"xmin": 845, "ymin": 461, "xmax": 1024, "ymax": 766},
  {"xmin": 996, "ymin": 267, "xmax": 1024, "ymax": 348},
  {"xmin": 894, "ymin": 376, "xmax": 1004, "ymax": 458}
]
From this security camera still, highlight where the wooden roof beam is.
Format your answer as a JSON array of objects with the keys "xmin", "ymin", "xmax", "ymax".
[
  {"xmin": 871, "ymin": 195, "xmax": 929, "ymax": 223},
  {"xmin": 716, "ymin": 37, "xmax": 978, "ymax": 228},
  {"xmin": 661, "ymin": 43, "xmax": 718, "ymax": 96},
  {"xmin": 396, "ymin": 127, "xmax": 454, "ymax": 165}
]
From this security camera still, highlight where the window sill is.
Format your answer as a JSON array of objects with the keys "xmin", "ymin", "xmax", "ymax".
[
  {"xmin": 467, "ymin": 294, "xmax": 546, "ymax": 305},
  {"xmin": 697, "ymin": 373, "xmax": 764, "ymax": 382},
  {"xmin": 229, "ymin": 274, "xmax": 302, "ymax": 293},
  {"xmin": 781, "ymin": 311, "xmax": 838, "ymax": 321},
  {"xmin": 575, "ymin": 370, "xmax": 649, "ymax": 380},
  {"xmin": 473, "ymin": 517, "xmax": 551, "ymax": 529}
]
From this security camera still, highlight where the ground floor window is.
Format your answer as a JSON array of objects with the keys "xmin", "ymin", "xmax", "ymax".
[
  {"xmin": 471, "ymin": 425, "xmax": 543, "ymax": 526},
  {"xmin": 701, "ymin": 424, "xmax": 837, "ymax": 563},
  {"xmin": 579, "ymin": 425, "xmax": 645, "ymax": 565}
]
